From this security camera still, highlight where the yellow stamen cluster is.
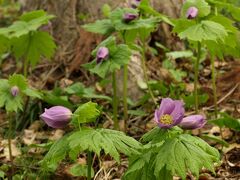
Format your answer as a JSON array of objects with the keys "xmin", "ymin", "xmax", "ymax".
[{"xmin": 160, "ymin": 114, "xmax": 173, "ymax": 125}]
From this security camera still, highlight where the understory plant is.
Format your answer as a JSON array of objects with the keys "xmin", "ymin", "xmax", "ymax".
[
  {"xmin": 0, "ymin": 10, "xmax": 56, "ymax": 76},
  {"xmin": 83, "ymin": 0, "xmax": 172, "ymax": 129},
  {"xmin": 123, "ymin": 98, "xmax": 220, "ymax": 180},
  {"xmin": 40, "ymin": 102, "xmax": 141, "ymax": 180},
  {"xmin": 0, "ymin": 74, "xmax": 41, "ymax": 174}
]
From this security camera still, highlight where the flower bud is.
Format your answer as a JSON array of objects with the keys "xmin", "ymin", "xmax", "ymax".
[
  {"xmin": 40, "ymin": 106, "xmax": 72, "ymax": 128},
  {"xmin": 96, "ymin": 47, "xmax": 109, "ymax": 64},
  {"xmin": 179, "ymin": 115, "xmax": 206, "ymax": 130},
  {"xmin": 186, "ymin": 7, "xmax": 198, "ymax": 19},
  {"xmin": 10, "ymin": 86, "xmax": 19, "ymax": 97},
  {"xmin": 123, "ymin": 13, "xmax": 138, "ymax": 23}
]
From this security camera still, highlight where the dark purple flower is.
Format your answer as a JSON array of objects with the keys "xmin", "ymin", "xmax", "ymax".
[
  {"xmin": 123, "ymin": 13, "xmax": 138, "ymax": 23},
  {"xmin": 186, "ymin": 7, "xmax": 198, "ymax": 19},
  {"xmin": 96, "ymin": 47, "xmax": 109, "ymax": 64},
  {"xmin": 40, "ymin": 106, "xmax": 72, "ymax": 128},
  {"xmin": 154, "ymin": 98, "xmax": 185, "ymax": 129},
  {"xmin": 179, "ymin": 115, "xmax": 206, "ymax": 130},
  {"xmin": 10, "ymin": 86, "xmax": 19, "ymax": 97}
]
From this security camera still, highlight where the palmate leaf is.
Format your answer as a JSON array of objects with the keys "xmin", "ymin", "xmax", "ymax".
[
  {"xmin": 41, "ymin": 134, "xmax": 70, "ymax": 172},
  {"xmin": 11, "ymin": 31, "xmax": 56, "ymax": 66},
  {"xmin": 110, "ymin": 8, "xmax": 159, "ymax": 31},
  {"xmin": 71, "ymin": 102, "xmax": 100, "ymax": 126},
  {"xmin": 41, "ymin": 128, "xmax": 141, "ymax": 172},
  {"xmin": 82, "ymin": 19, "xmax": 115, "ymax": 35},
  {"xmin": 0, "ymin": 79, "xmax": 23, "ymax": 112},
  {"xmin": 177, "ymin": 20, "xmax": 228, "ymax": 42},
  {"xmin": 83, "ymin": 36, "xmax": 131, "ymax": 78},
  {"xmin": 0, "ymin": 10, "xmax": 54, "ymax": 38},
  {"xmin": 182, "ymin": 0, "xmax": 211, "ymax": 18},
  {"xmin": 205, "ymin": 15, "xmax": 240, "ymax": 58},
  {"xmin": 154, "ymin": 134, "xmax": 219, "ymax": 179},
  {"xmin": 68, "ymin": 128, "xmax": 141, "ymax": 163},
  {"xmin": 207, "ymin": 0, "xmax": 240, "ymax": 21},
  {"xmin": 124, "ymin": 129, "xmax": 220, "ymax": 180}
]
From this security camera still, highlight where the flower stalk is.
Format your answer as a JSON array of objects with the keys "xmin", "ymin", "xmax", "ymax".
[
  {"xmin": 87, "ymin": 150, "xmax": 92, "ymax": 180},
  {"xmin": 141, "ymin": 42, "xmax": 157, "ymax": 105},
  {"xmin": 211, "ymin": 56, "xmax": 218, "ymax": 118},
  {"xmin": 194, "ymin": 42, "xmax": 201, "ymax": 113},
  {"xmin": 123, "ymin": 64, "xmax": 128, "ymax": 130},
  {"xmin": 112, "ymin": 71, "xmax": 119, "ymax": 130}
]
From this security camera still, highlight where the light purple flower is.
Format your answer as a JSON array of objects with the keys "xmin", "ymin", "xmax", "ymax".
[
  {"xmin": 96, "ymin": 47, "xmax": 109, "ymax": 64},
  {"xmin": 179, "ymin": 115, "xmax": 206, "ymax": 129},
  {"xmin": 154, "ymin": 98, "xmax": 185, "ymax": 129},
  {"xmin": 123, "ymin": 13, "xmax": 138, "ymax": 23},
  {"xmin": 40, "ymin": 106, "xmax": 72, "ymax": 128},
  {"xmin": 10, "ymin": 86, "xmax": 19, "ymax": 97},
  {"xmin": 186, "ymin": 7, "xmax": 198, "ymax": 19}
]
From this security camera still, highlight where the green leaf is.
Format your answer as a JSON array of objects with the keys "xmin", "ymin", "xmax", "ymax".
[
  {"xmin": 208, "ymin": 113, "xmax": 240, "ymax": 131},
  {"xmin": 178, "ymin": 20, "xmax": 228, "ymax": 42},
  {"xmin": 201, "ymin": 134, "xmax": 229, "ymax": 147},
  {"xmin": 153, "ymin": 134, "xmax": 220, "ymax": 179},
  {"xmin": 69, "ymin": 164, "xmax": 94, "ymax": 177},
  {"xmin": 141, "ymin": 127, "xmax": 183, "ymax": 144},
  {"xmin": 102, "ymin": 4, "xmax": 111, "ymax": 17},
  {"xmin": 0, "ymin": 35, "xmax": 10, "ymax": 55},
  {"xmin": 42, "ymin": 91, "xmax": 73, "ymax": 108},
  {"xmin": 126, "ymin": 131, "xmax": 220, "ymax": 180},
  {"xmin": 110, "ymin": 8, "xmax": 159, "ymax": 31},
  {"xmin": 82, "ymin": 19, "xmax": 115, "ymax": 35},
  {"xmin": 12, "ymin": 31, "xmax": 56, "ymax": 66},
  {"xmin": 41, "ymin": 135, "xmax": 70, "ymax": 172},
  {"xmin": 207, "ymin": 0, "xmax": 240, "ymax": 21},
  {"xmin": 0, "ymin": 10, "xmax": 54, "ymax": 38},
  {"xmin": 0, "ymin": 77, "xmax": 24, "ymax": 112},
  {"xmin": 182, "ymin": 0, "xmax": 211, "ymax": 18},
  {"xmin": 83, "ymin": 36, "xmax": 131, "ymax": 78},
  {"xmin": 23, "ymin": 88, "xmax": 42, "ymax": 99},
  {"xmin": 8, "ymin": 74, "xmax": 27, "ymax": 90},
  {"xmin": 166, "ymin": 50, "xmax": 193, "ymax": 59},
  {"xmin": 68, "ymin": 128, "xmax": 141, "ymax": 163},
  {"xmin": 72, "ymin": 102, "xmax": 100, "ymax": 125}
]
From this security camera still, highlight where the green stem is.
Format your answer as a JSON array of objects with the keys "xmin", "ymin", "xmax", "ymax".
[
  {"xmin": 112, "ymin": 71, "xmax": 119, "ymax": 130},
  {"xmin": 23, "ymin": 58, "xmax": 28, "ymax": 77},
  {"xmin": 211, "ymin": 56, "xmax": 218, "ymax": 118},
  {"xmin": 194, "ymin": 42, "xmax": 201, "ymax": 113},
  {"xmin": 87, "ymin": 150, "xmax": 92, "ymax": 180},
  {"xmin": 141, "ymin": 42, "xmax": 157, "ymax": 105},
  {"xmin": 8, "ymin": 114, "xmax": 14, "ymax": 179},
  {"xmin": 123, "ymin": 65, "xmax": 128, "ymax": 131}
]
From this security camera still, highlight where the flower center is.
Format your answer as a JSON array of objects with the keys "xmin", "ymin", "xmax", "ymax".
[{"xmin": 160, "ymin": 114, "xmax": 173, "ymax": 125}]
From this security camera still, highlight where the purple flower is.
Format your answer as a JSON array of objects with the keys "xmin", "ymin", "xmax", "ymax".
[
  {"xmin": 96, "ymin": 47, "xmax": 109, "ymax": 64},
  {"xmin": 10, "ymin": 86, "xmax": 19, "ymax": 97},
  {"xmin": 186, "ymin": 7, "xmax": 198, "ymax": 19},
  {"xmin": 123, "ymin": 13, "xmax": 138, "ymax": 23},
  {"xmin": 40, "ymin": 106, "xmax": 72, "ymax": 128},
  {"xmin": 154, "ymin": 98, "xmax": 185, "ymax": 129},
  {"xmin": 179, "ymin": 115, "xmax": 206, "ymax": 130}
]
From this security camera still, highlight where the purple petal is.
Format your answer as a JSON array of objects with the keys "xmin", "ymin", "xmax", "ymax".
[
  {"xmin": 158, "ymin": 98, "xmax": 176, "ymax": 115},
  {"xmin": 186, "ymin": 7, "xmax": 198, "ymax": 19},
  {"xmin": 40, "ymin": 106, "xmax": 72, "ymax": 129},
  {"xmin": 97, "ymin": 47, "xmax": 109, "ymax": 64},
  {"xmin": 10, "ymin": 86, "xmax": 19, "ymax": 97},
  {"xmin": 123, "ymin": 13, "xmax": 138, "ymax": 23},
  {"xmin": 170, "ymin": 100, "xmax": 185, "ymax": 125},
  {"xmin": 179, "ymin": 115, "xmax": 206, "ymax": 130}
]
